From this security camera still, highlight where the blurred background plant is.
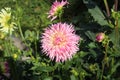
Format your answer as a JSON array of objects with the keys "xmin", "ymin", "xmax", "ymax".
[{"xmin": 0, "ymin": 0, "xmax": 120, "ymax": 80}]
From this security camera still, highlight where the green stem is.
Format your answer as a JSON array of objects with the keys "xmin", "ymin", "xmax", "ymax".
[
  {"xmin": 101, "ymin": 41, "xmax": 109, "ymax": 80},
  {"xmin": 16, "ymin": 1, "xmax": 35, "ymax": 60},
  {"xmin": 103, "ymin": 0, "xmax": 110, "ymax": 17},
  {"xmin": 59, "ymin": 12, "xmax": 62, "ymax": 22},
  {"xmin": 59, "ymin": 15, "xmax": 61, "ymax": 22},
  {"xmin": 4, "ymin": 41, "xmax": 9, "ymax": 56},
  {"xmin": 17, "ymin": 21, "xmax": 25, "ymax": 41},
  {"xmin": 34, "ymin": 30, "xmax": 39, "ymax": 58},
  {"xmin": 115, "ymin": 18, "xmax": 119, "ymax": 48},
  {"xmin": 18, "ymin": 18, "xmax": 35, "ymax": 60},
  {"xmin": 114, "ymin": 0, "xmax": 118, "ymax": 11},
  {"xmin": 101, "ymin": 61, "xmax": 105, "ymax": 80},
  {"xmin": 15, "ymin": 0, "xmax": 25, "ymax": 41},
  {"xmin": 35, "ymin": 39, "xmax": 37, "ymax": 58},
  {"xmin": 105, "ymin": 43, "xmax": 109, "ymax": 67}
]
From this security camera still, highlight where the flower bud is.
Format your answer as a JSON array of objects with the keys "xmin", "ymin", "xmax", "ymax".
[
  {"xmin": 13, "ymin": 53, "xmax": 17, "ymax": 59},
  {"xmin": 96, "ymin": 33, "xmax": 105, "ymax": 42}
]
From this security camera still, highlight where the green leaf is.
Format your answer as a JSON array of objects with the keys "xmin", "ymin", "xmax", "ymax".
[
  {"xmin": 34, "ymin": 66, "xmax": 54, "ymax": 72},
  {"xmin": 88, "ymin": 42, "xmax": 96, "ymax": 48},
  {"xmin": 79, "ymin": 51, "xmax": 89, "ymax": 58},
  {"xmin": 118, "ymin": 18, "xmax": 120, "ymax": 28},
  {"xmin": 109, "ymin": 29, "xmax": 120, "ymax": 49},
  {"xmin": 70, "ymin": 75, "xmax": 76, "ymax": 80},
  {"xmin": 70, "ymin": 68, "xmax": 79, "ymax": 76},
  {"xmin": 85, "ymin": 31, "xmax": 95, "ymax": 41},
  {"xmin": 89, "ymin": 49, "xmax": 97, "ymax": 58},
  {"xmin": 44, "ymin": 77, "xmax": 52, "ymax": 80},
  {"xmin": 83, "ymin": 0, "xmax": 108, "ymax": 26},
  {"xmin": 110, "ymin": 63, "xmax": 120, "ymax": 75}
]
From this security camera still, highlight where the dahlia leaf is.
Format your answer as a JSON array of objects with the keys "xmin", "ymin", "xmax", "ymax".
[
  {"xmin": 85, "ymin": 31, "xmax": 95, "ymax": 41},
  {"xmin": 70, "ymin": 75, "xmax": 76, "ymax": 80},
  {"xmin": 83, "ymin": 0, "xmax": 108, "ymax": 26}
]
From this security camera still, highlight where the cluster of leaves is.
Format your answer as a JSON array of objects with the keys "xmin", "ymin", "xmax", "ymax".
[{"xmin": 0, "ymin": 0, "xmax": 120, "ymax": 80}]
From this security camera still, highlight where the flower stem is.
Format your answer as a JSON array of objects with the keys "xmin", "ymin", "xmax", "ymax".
[
  {"xmin": 103, "ymin": 0, "xmax": 110, "ymax": 17},
  {"xmin": 15, "ymin": 0, "xmax": 25, "ymax": 41},
  {"xmin": 4, "ymin": 41, "xmax": 9, "ymax": 56},
  {"xmin": 35, "ymin": 39, "xmax": 37, "ymax": 58},
  {"xmin": 101, "ymin": 61, "xmax": 105, "ymax": 80},
  {"xmin": 101, "ymin": 40, "xmax": 109, "ymax": 80},
  {"xmin": 114, "ymin": 0, "xmax": 118, "ymax": 11},
  {"xmin": 15, "ymin": 1, "xmax": 35, "ymax": 60},
  {"xmin": 17, "ymin": 21, "xmax": 25, "ymax": 41},
  {"xmin": 59, "ymin": 14, "xmax": 62, "ymax": 22},
  {"xmin": 114, "ymin": 17, "xmax": 119, "ymax": 50}
]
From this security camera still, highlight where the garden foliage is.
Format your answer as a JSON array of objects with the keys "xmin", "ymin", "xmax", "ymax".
[{"xmin": 0, "ymin": 0, "xmax": 120, "ymax": 80}]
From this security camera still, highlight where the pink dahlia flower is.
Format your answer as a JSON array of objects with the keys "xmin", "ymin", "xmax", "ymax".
[
  {"xmin": 48, "ymin": 0, "xmax": 68, "ymax": 21},
  {"xmin": 41, "ymin": 22, "xmax": 80, "ymax": 62},
  {"xmin": 4, "ymin": 61, "xmax": 10, "ymax": 78}
]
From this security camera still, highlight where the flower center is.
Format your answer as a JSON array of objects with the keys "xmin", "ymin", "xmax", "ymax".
[
  {"xmin": 53, "ymin": 33, "xmax": 66, "ymax": 46},
  {"xmin": 5, "ymin": 15, "xmax": 11, "ymax": 25},
  {"xmin": 2, "ymin": 14, "xmax": 11, "ymax": 27},
  {"xmin": 55, "ymin": 6, "xmax": 63, "ymax": 16}
]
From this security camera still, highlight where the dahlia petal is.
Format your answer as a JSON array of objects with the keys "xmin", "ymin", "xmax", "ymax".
[{"xmin": 51, "ymin": 16, "xmax": 57, "ymax": 21}]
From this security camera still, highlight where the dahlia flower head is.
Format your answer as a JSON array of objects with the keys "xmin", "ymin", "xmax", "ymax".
[
  {"xmin": 0, "ymin": 7, "xmax": 17, "ymax": 34},
  {"xmin": 4, "ymin": 61, "xmax": 10, "ymax": 78},
  {"xmin": 41, "ymin": 22, "xmax": 80, "ymax": 62},
  {"xmin": 48, "ymin": 0, "xmax": 68, "ymax": 21}
]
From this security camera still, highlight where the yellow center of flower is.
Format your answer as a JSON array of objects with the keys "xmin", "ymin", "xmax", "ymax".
[
  {"xmin": 3, "ymin": 14, "xmax": 11, "ymax": 27},
  {"xmin": 13, "ymin": 54, "xmax": 17, "ymax": 59},
  {"xmin": 53, "ymin": 32, "xmax": 66, "ymax": 46},
  {"xmin": 55, "ymin": 6, "xmax": 63, "ymax": 16},
  {"xmin": 0, "ymin": 32, "xmax": 5, "ymax": 39}
]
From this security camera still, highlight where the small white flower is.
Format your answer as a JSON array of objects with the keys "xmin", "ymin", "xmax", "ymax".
[{"xmin": 0, "ymin": 7, "xmax": 17, "ymax": 34}]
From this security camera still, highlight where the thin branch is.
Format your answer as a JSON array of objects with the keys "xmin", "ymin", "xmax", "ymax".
[
  {"xmin": 103, "ymin": 0, "xmax": 110, "ymax": 17},
  {"xmin": 114, "ymin": 0, "xmax": 118, "ymax": 11}
]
